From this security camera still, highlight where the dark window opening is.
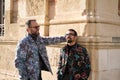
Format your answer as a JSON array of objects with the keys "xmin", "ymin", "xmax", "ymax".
[
  {"xmin": 0, "ymin": 0, "xmax": 5, "ymax": 36},
  {"xmin": 118, "ymin": 0, "xmax": 120, "ymax": 16}
]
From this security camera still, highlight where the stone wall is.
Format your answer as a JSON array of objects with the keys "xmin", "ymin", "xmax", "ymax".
[
  {"xmin": 0, "ymin": 0, "xmax": 120, "ymax": 80},
  {"xmin": 26, "ymin": 0, "xmax": 44, "ymax": 16}
]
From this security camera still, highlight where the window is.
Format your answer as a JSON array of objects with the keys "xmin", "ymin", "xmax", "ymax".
[
  {"xmin": 10, "ymin": 0, "xmax": 18, "ymax": 23},
  {"xmin": 0, "ymin": 0, "xmax": 5, "ymax": 36},
  {"xmin": 118, "ymin": 0, "xmax": 120, "ymax": 16}
]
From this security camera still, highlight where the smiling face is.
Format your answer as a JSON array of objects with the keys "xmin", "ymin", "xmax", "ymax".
[{"xmin": 65, "ymin": 30, "xmax": 77, "ymax": 46}]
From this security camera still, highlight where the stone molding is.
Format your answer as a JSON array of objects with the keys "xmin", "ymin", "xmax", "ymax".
[{"xmin": 0, "ymin": 40, "xmax": 17, "ymax": 45}]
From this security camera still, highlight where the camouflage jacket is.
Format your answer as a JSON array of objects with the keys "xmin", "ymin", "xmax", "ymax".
[
  {"xmin": 15, "ymin": 34, "xmax": 65, "ymax": 80},
  {"xmin": 57, "ymin": 43, "xmax": 91, "ymax": 80}
]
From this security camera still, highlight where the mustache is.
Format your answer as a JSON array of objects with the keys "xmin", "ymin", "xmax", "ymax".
[
  {"xmin": 67, "ymin": 40, "xmax": 72, "ymax": 43},
  {"xmin": 66, "ymin": 37, "xmax": 72, "ymax": 43},
  {"xmin": 66, "ymin": 37, "xmax": 71, "ymax": 39}
]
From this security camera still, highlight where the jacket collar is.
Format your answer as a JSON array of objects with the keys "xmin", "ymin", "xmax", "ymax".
[
  {"xmin": 27, "ymin": 34, "xmax": 38, "ymax": 43},
  {"xmin": 63, "ymin": 43, "xmax": 77, "ymax": 51}
]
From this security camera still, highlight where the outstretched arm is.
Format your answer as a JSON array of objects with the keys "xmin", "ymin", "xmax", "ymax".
[
  {"xmin": 57, "ymin": 49, "xmax": 65, "ymax": 80},
  {"xmin": 42, "ymin": 36, "xmax": 66, "ymax": 45}
]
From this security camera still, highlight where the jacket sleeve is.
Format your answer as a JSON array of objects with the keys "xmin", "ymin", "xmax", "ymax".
[
  {"xmin": 15, "ymin": 41, "xmax": 29, "ymax": 80},
  {"xmin": 42, "ymin": 36, "xmax": 66, "ymax": 45},
  {"xmin": 57, "ymin": 49, "xmax": 64, "ymax": 80}
]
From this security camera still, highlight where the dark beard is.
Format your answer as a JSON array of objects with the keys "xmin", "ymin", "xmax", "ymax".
[
  {"xmin": 67, "ymin": 39, "xmax": 72, "ymax": 43},
  {"xmin": 29, "ymin": 34, "xmax": 39, "ymax": 41}
]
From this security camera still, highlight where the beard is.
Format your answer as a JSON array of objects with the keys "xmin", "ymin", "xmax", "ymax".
[
  {"xmin": 29, "ymin": 33, "xmax": 39, "ymax": 41},
  {"xmin": 67, "ymin": 39, "xmax": 72, "ymax": 43},
  {"xmin": 66, "ymin": 37, "xmax": 73, "ymax": 43},
  {"xmin": 31, "ymin": 33, "xmax": 39, "ymax": 37}
]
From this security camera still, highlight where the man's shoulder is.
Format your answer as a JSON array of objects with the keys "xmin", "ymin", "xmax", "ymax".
[
  {"xmin": 76, "ymin": 44, "xmax": 88, "ymax": 53},
  {"xmin": 77, "ymin": 43, "xmax": 86, "ymax": 48},
  {"xmin": 62, "ymin": 45, "xmax": 67, "ymax": 49},
  {"xmin": 18, "ymin": 36, "xmax": 29, "ymax": 44}
]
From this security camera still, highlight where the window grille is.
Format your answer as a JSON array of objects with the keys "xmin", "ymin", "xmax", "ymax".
[
  {"xmin": 0, "ymin": 0, "xmax": 5, "ymax": 36},
  {"xmin": 0, "ymin": 24, "xmax": 4, "ymax": 36}
]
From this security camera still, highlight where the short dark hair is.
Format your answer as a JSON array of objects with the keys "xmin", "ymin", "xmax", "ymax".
[
  {"xmin": 25, "ymin": 19, "xmax": 36, "ymax": 27},
  {"xmin": 68, "ymin": 29, "xmax": 77, "ymax": 36}
]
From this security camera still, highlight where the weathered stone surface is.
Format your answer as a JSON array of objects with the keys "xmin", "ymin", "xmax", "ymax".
[
  {"xmin": 26, "ymin": 0, "xmax": 44, "ymax": 16},
  {"xmin": 0, "ymin": 0, "xmax": 120, "ymax": 80}
]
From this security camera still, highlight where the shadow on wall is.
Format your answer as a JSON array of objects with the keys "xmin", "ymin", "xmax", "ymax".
[{"xmin": 48, "ymin": 0, "xmax": 56, "ymax": 20}]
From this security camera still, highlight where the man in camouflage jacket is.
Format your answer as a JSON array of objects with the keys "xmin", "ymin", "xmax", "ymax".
[
  {"xmin": 57, "ymin": 29, "xmax": 91, "ymax": 80},
  {"xmin": 15, "ymin": 19, "xmax": 66, "ymax": 80}
]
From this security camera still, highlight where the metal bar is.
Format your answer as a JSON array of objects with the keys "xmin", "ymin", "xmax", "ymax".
[
  {"xmin": 0, "ymin": 24, "xmax": 4, "ymax": 36},
  {"xmin": 0, "ymin": 0, "xmax": 4, "ymax": 36}
]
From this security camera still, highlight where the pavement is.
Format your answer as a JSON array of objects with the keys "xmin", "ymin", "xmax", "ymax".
[{"xmin": 0, "ymin": 67, "xmax": 57, "ymax": 80}]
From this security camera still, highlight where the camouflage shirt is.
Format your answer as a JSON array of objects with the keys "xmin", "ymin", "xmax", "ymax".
[{"xmin": 15, "ymin": 34, "xmax": 66, "ymax": 80}]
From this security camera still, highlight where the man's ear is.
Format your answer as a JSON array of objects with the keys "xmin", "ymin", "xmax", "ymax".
[
  {"xmin": 75, "ymin": 36, "xmax": 78, "ymax": 40},
  {"xmin": 26, "ymin": 28, "xmax": 29, "ymax": 32}
]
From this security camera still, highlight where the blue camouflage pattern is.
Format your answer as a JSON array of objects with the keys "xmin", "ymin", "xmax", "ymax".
[{"xmin": 15, "ymin": 34, "xmax": 66, "ymax": 80}]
